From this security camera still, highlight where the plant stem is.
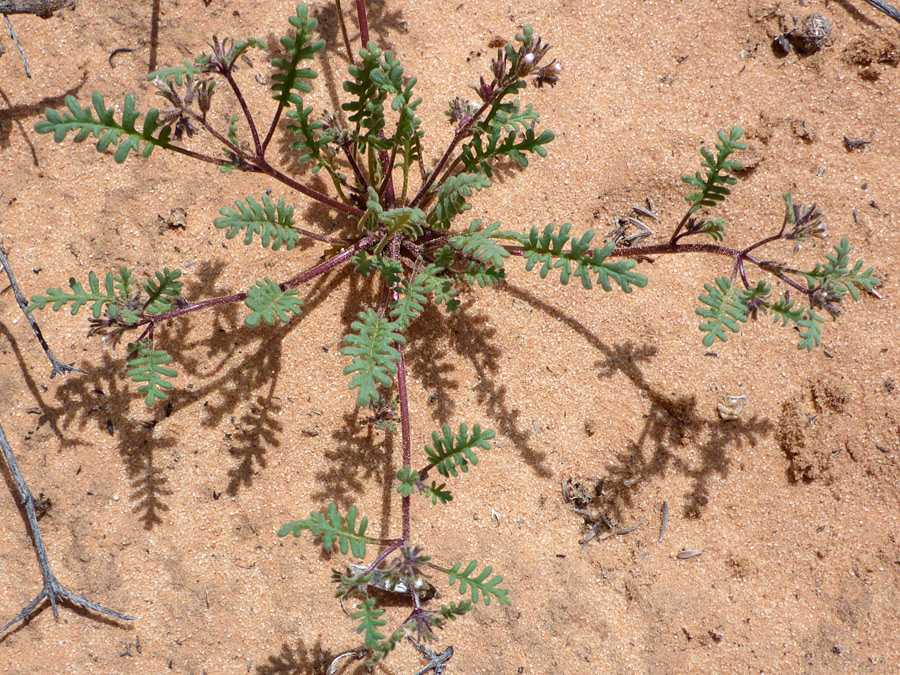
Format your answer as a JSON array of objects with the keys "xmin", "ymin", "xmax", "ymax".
[
  {"xmin": 222, "ymin": 69, "xmax": 262, "ymax": 156},
  {"xmin": 138, "ymin": 235, "xmax": 378, "ymax": 328},
  {"xmin": 334, "ymin": 0, "xmax": 356, "ymax": 66},
  {"xmin": 397, "ymin": 342, "xmax": 412, "ymax": 542},
  {"xmin": 355, "ymin": 0, "xmax": 370, "ymax": 47},
  {"xmin": 409, "ymin": 100, "xmax": 491, "ymax": 208}
]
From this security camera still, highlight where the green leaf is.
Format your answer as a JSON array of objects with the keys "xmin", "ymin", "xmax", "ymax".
[
  {"xmin": 424, "ymin": 423, "xmax": 495, "ymax": 478},
  {"xmin": 801, "ymin": 238, "xmax": 880, "ymax": 302},
  {"xmin": 147, "ymin": 59, "xmax": 207, "ymax": 85},
  {"xmin": 449, "ymin": 220, "xmax": 510, "ymax": 269},
  {"xmin": 498, "ymin": 224, "xmax": 648, "ymax": 292},
  {"xmin": 341, "ymin": 309, "xmax": 404, "ymax": 407},
  {"xmin": 142, "ymin": 268, "xmax": 183, "ymax": 315},
  {"xmin": 682, "ymin": 126, "xmax": 745, "ymax": 213},
  {"xmin": 214, "ymin": 195, "xmax": 300, "ymax": 251},
  {"xmin": 463, "ymin": 262, "xmax": 506, "ymax": 288},
  {"xmin": 271, "ymin": 5, "xmax": 324, "ymax": 107},
  {"xmin": 696, "ymin": 277, "xmax": 749, "ymax": 346},
  {"xmin": 445, "ymin": 560, "xmax": 510, "ymax": 607},
  {"xmin": 286, "ymin": 104, "xmax": 335, "ymax": 172},
  {"xmin": 126, "ymin": 345, "xmax": 177, "ymax": 407},
  {"xmin": 431, "ymin": 173, "xmax": 492, "ymax": 230},
  {"xmin": 797, "ymin": 308, "xmax": 824, "ymax": 351},
  {"xmin": 36, "ymin": 93, "xmax": 172, "ymax": 163},
  {"xmin": 423, "ymin": 481, "xmax": 453, "ymax": 505},
  {"xmin": 460, "ymin": 125, "xmax": 554, "ymax": 177},
  {"xmin": 351, "ymin": 598, "xmax": 387, "ymax": 650},
  {"xmin": 28, "ymin": 271, "xmax": 115, "ymax": 317},
  {"xmin": 396, "ymin": 465, "xmax": 419, "ymax": 497},
  {"xmin": 244, "ymin": 278, "xmax": 303, "ymax": 326},
  {"xmin": 342, "ymin": 42, "xmax": 387, "ymax": 149},
  {"xmin": 278, "ymin": 503, "xmax": 370, "ymax": 558},
  {"xmin": 389, "ymin": 276, "xmax": 427, "ymax": 330}
]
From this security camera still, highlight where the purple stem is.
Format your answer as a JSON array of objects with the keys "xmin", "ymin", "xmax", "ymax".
[
  {"xmin": 135, "ymin": 234, "xmax": 377, "ymax": 328},
  {"xmin": 409, "ymin": 100, "xmax": 491, "ymax": 209},
  {"xmin": 356, "ymin": 0, "xmax": 370, "ymax": 47},
  {"xmin": 222, "ymin": 69, "xmax": 263, "ymax": 155}
]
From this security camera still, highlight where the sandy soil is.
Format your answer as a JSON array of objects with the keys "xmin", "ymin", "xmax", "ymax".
[{"xmin": 1, "ymin": 0, "xmax": 899, "ymax": 673}]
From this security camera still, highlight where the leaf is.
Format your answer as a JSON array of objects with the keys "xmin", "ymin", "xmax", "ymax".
[
  {"xmin": 35, "ymin": 92, "xmax": 173, "ymax": 163},
  {"xmin": 498, "ymin": 224, "xmax": 648, "ymax": 292},
  {"xmin": 244, "ymin": 278, "xmax": 303, "ymax": 326},
  {"xmin": 342, "ymin": 42, "xmax": 388, "ymax": 149},
  {"xmin": 396, "ymin": 465, "xmax": 419, "ymax": 497},
  {"xmin": 286, "ymin": 105, "xmax": 335, "ymax": 172},
  {"xmin": 142, "ymin": 268, "xmax": 183, "ymax": 315},
  {"xmin": 445, "ymin": 560, "xmax": 510, "ymax": 607},
  {"xmin": 463, "ymin": 262, "xmax": 506, "ymax": 288},
  {"xmin": 126, "ymin": 345, "xmax": 177, "ymax": 407},
  {"xmin": 682, "ymin": 126, "xmax": 745, "ymax": 213},
  {"xmin": 431, "ymin": 173, "xmax": 492, "ymax": 230},
  {"xmin": 351, "ymin": 598, "xmax": 387, "ymax": 650},
  {"xmin": 28, "ymin": 271, "xmax": 115, "ymax": 317},
  {"xmin": 424, "ymin": 423, "xmax": 495, "ymax": 478},
  {"xmin": 449, "ymin": 220, "xmax": 509, "ymax": 269},
  {"xmin": 460, "ymin": 124, "xmax": 555, "ymax": 177},
  {"xmin": 797, "ymin": 308, "xmax": 824, "ymax": 351},
  {"xmin": 278, "ymin": 503, "xmax": 370, "ymax": 558},
  {"xmin": 341, "ymin": 310, "xmax": 404, "ymax": 407},
  {"xmin": 214, "ymin": 195, "xmax": 300, "ymax": 251},
  {"xmin": 271, "ymin": 5, "xmax": 324, "ymax": 107},
  {"xmin": 695, "ymin": 277, "xmax": 749, "ymax": 346},
  {"xmin": 423, "ymin": 481, "xmax": 453, "ymax": 505},
  {"xmin": 147, "ymin": 59, "xmax": 207, "ymax": 85},
  {"xmin": 389, "ymin": 277, "xmax": 427, "ymax": 331}
]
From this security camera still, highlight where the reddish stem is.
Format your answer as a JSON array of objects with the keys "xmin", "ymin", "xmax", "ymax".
[{"xmin": 356, "ymin": 0, "xmax": 370, "ymax": 47}]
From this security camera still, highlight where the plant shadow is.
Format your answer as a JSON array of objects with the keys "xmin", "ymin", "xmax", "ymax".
[
  {"xmin": 503, "ymin": 283, "xmax": 772, "ymax": 521},
  {"xmin": 0, "ymin": 74, "xmax": 88, "ymax": 166},
  {"xmin": 43, "ymin": 258, "xmax": 354, "ymax": 527}
]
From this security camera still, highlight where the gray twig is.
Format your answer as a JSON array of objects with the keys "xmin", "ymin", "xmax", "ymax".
[
  {"xmin": 407, "ymin": 633, "xmax": 454, "ymax": 675},
  {"xmin": 0, "ymin": 418, "xmax": 134, "ymax": 633},
  {"xmin": 0, "ymin": 237, "xmax": 86, "ymax": 378},
  {"xmin": 0, "ymin": 1, "xmax": 73, "ymax": 16},
  {"xmin": 3, "ymin": 14, "xmax": 30, "ymax": 77},
  {"xmin": 862, "ymin": 0, "xmax": 900, "ymax": 24},
  {"xmin": 658, "ymin": 501, "xmax": 669, "ymax": 543}
]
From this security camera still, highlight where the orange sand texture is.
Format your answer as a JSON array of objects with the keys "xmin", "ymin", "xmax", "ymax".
[{"xmin": 1, "ymin": 1, "xmax": 899, "ymax": 673}]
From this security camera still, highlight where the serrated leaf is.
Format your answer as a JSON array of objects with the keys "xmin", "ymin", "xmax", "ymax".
[
  {"xmin": 396, "ymin": 465, "xmax": 419, "ymax": 497},
  {"xmin": 341, "ymin": 310, "xmax": 404, "ymax": 407},
  {"xmin": 423, "ymin": 481, "xmax": 453, "ymax": 505},
  {"xmin": 214, "ymin": 195, "xmax": 300, "ymax": 250},
  {"xmin": 126, "ymin": 346, "xmax": 177, "ymax": 407},
  {"xmin": 36, "ymin": 92, "xmax": 172, "ymax": 163},
  {"xmin": 244, "ymin": 278, "xmax": 303, "ymax": 326},
  {"xmin": 682, "ymin": 126, "xmax": 745, "ymax": 213},
  {"xmin": 351, "ymin": 598, "xmax": 387, "ymax": 650},
  {"xmin": 445, "ymin": 560, "xmax": 510, "ymax": 606},
  {"xmin": 449, "ymin": 220, "xmax": 509, "ymax": 269},
  {"xmin": 431, "ymin": 173, "xmax": 492, "ymax": 229},
  {"xmin": 696, "ymin": 277, "xmax": 749, "ymax": 346},
  {"xmin": 424, "ymin": 423, "xmax": 495, "ymax": 478},
  {"xmin": 500, "ymin": 224, "xmax": 647, "ymax": 292},
  {"xmin": 28, "ymin": 271, "xmax": 115, "ymax": 318},
  {"xmin": 143, "ymin": 268, "xmax": 183, "ymax": 315},
  {"xmin": 797, "ymin": 308, "xmax": 824, "ymax": 351},
  {"xmin": 278, "ymin": 503, "xmax": 370, "ymax": 558},
  {"xmin": 271, "ymin": 5, "xmax": 324, "ymax": 107}
]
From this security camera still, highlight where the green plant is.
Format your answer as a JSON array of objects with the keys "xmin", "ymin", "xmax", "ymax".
[{"xmin": 23, "ymin": 0, "xmax": 878, "ymax": 666}]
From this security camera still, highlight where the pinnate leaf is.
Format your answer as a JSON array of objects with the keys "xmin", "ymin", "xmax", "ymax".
[{"xmin": 244, "ymin": 278, "xmax": 303, "ymax": 326}]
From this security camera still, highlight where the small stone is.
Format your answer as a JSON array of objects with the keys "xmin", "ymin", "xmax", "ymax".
[{"xmin": 792, "ymin": 14, "xmax": 833, "ymax": 55}]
